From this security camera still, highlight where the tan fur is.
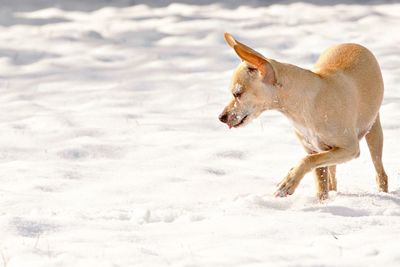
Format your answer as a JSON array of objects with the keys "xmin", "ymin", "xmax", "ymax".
[{"xmin": 219, "ymin": 32, "xmax": 388, "ymax": 200}]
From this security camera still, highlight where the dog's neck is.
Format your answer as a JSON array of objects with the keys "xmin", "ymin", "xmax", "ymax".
[{"xmin": 270, "ymin": 60, "xmax": 324, "ymax": 126}]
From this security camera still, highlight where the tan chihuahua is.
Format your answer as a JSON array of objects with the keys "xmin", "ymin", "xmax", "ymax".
[{"xmin": 219, "ymin": 32, "xmax": 388, "ymax": 200}]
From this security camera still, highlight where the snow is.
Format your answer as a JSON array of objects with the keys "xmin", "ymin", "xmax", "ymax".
[{"xmin": 1, "ymin": 0, "xmax": 400, "ymax": 266}]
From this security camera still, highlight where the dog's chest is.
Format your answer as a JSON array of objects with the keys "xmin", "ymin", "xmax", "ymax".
[{"xmin": 293, "ymin": 124, "xmax": 330, "ymax": 152}]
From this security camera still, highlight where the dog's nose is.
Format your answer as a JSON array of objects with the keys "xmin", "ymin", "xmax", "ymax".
[{"xmin": 219, "ymin": 113, "xmax": 228, "ymax": 123}]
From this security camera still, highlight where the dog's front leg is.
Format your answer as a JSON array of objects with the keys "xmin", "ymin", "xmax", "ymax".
[{"xmin": 274, "ymin": 145, "xmax": 359, "ymax": 199}]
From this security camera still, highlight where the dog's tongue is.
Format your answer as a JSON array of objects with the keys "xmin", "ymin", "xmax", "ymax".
[{"xmin": 228, "ymin": 125, "xmax": 232, "ymax": 129}]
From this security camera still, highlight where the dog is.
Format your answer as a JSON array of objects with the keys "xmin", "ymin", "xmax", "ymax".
[{"xmin": 219, "ymin": 32, "xmax": 388, "ymax": 200}]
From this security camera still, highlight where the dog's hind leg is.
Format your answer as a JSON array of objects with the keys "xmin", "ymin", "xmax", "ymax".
[
  {"xmin": 314, "ymin": 167, "xmax": 329, "ymax": 200},
  {"xmin": 365, "ymin": 114, "xmax": 388, "ymax": 192},
  {"xmin": 328, "ymin": 165, "xmax": 337, "ymax": 191}
]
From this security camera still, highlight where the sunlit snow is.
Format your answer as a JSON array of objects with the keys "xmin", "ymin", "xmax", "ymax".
[{"xmin": 0, "ymin": 1, "xmax": 400, "ymax": 266}]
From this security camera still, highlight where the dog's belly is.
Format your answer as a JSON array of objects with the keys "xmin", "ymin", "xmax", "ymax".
[{"xmin": 294, "ymin": 125, "xmax": 331, "ymax": 153}]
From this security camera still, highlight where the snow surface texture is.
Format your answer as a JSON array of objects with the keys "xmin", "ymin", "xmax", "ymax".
[{"xmin": 1, "ymin": 1, "xmax": 400, "ymax": 266}]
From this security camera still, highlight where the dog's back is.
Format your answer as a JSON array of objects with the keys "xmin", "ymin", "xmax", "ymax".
[{"xmin": 313, "ymin": 43, "xmax": 384, "ymax": 138}]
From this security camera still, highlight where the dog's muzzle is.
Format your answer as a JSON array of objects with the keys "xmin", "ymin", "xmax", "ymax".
[
  {"xmin": 219, "ymin": 111, "xmax": 249, "ymax": 128},
  {"xmin": 219, "ymin": 112, "xmax": 228, "ymax": 123}
]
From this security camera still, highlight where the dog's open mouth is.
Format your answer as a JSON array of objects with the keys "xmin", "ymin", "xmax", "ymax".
[{"xmin": 232, "ymin": 115, "xmax": 248, "ymax": 128}]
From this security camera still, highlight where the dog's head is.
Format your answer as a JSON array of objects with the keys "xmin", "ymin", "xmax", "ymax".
[{"xmin": 219, "ymin": 32, "xmax": 279, "ymax": 128}]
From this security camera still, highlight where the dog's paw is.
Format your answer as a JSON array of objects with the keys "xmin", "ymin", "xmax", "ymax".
[
  {"xmin": 274, "ymin": 177, "xmax": 298, "ymax": 198},
  {"xmin": 317, "ymin": 191, "xmax": 329, "ymax": 201},
  {"xmin": 274, "ymin": 188, "xmax": 289, "ymax": 197}
]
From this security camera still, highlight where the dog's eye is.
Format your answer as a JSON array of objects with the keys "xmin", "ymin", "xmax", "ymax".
[
  {"xmin": 247, "ymin": 67, "xmax": 257, "ymax": 73},
  {"xmin": 233, "ymin": 91, "xmax": 242, "ymax": 98}
]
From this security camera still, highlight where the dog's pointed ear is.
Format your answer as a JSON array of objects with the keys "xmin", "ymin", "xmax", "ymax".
[
  {"xmin": 224, "ymin": 32, "xmax": 237, "ymax": 48},
  {"xmin": 224, "ymin": 33, "xmax": 265, "ymax": 60},
  {"xmin": 233, "ymin": 44, "xmax": 276, "ymax": 85},
  {"xmin": 224, "ymin": 33, "xmax": 276, "ymax": 84}
]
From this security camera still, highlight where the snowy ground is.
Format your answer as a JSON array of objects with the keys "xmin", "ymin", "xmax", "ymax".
[{"xmin": 1, "ymin": 1, "xmax": 400, "ymax": 266}]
